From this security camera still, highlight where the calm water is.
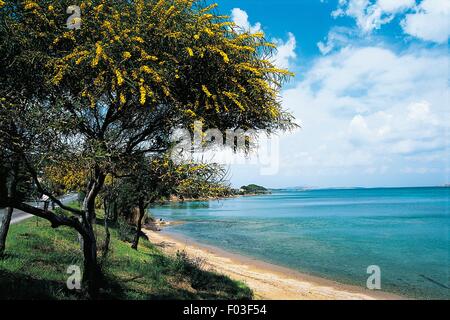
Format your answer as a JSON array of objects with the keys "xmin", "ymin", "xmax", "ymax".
[{"xmin": 151, "ymin": 187, "xmax": 450, "ymax": 299}]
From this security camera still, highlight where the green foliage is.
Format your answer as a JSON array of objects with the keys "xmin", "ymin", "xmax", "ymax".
[
  {"xmin": 240, "ymin": 184, "xmax": 269, "ymax": 195},
  {"xmin": 112, "ymin": 155, "xmax": 233, "ymax": 223},
  {"xmin": 0, "ymin": 152, "xmax": 36, "ymax": 208},
  {"xmin": 116, "ymin": 217, "xmax": 135, "ymax": 243}
]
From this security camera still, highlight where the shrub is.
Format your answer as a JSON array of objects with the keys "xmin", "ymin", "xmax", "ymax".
[{"xmin": 117, "ymin": 218, "xmax": 135, "ymax": 243}]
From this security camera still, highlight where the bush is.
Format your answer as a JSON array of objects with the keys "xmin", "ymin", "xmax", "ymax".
[
  {"xmin": 117, "ymin": 218, "xmax": 135, "ymax": 243},
  {"xmin": 172, "ymin": 250, "xmax": 206, "ymax": 275},
  {"xmin": 170, "ymin": 250, "xmax": 253, "ymax": 299}
]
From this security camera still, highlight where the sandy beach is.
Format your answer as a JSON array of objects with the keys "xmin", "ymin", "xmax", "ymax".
[{"xmin": 143, "ymin": 228, "xmax": 403, "ymax": 300}]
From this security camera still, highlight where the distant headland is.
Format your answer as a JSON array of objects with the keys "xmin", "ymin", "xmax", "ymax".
[{"xmin": 237, "ymin": 184, "xmax": 271, "ymax": 195}]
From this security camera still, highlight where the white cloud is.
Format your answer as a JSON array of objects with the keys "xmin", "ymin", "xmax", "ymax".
[
  {"xmin": 332, "ymin": 0, "xmax": 450, "ymax": 44},
  {"xmin": 277, "ymin": 45, "xmax": 449, "ymax": 183},
  {"xmin": 317, "ymin": 27, "xmax": 357, "ymax": 55},
  {"xmin": 406, "ymin": 101, "xmax": 438, "ymax": 124},
  {"xmin": 401, "ymin": 0, "xmax": 450, "ymax": 43},
  {"xmin": 231, "ymin": 8, "xmax": 262, "ymax": 33},
  {"xmin": 227, "ymin": 6, "xmax": 448, "ymax": 187},
  {"xmin": 377, "ymin": 0, "xmax": 416, "ymax": 12},
  {"xmin": 231, "ymin": 8, "xmax": 297, "ymax": 69},
  {"xmin": 332, "ymin": 0, "xmax": 415, "ymax": 33},
  {"xmin": 272, "ymin": 32, "xmax": 297, "ymax": 69}
]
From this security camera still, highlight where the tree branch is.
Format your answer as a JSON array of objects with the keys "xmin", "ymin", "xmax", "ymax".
[
  {"xmin": 13, "ymin": 201, "xmax": 88, "ymax": 238},
  {"xmin": 22, "ymin": 156, "xmax": 84, "ymax": 216}
]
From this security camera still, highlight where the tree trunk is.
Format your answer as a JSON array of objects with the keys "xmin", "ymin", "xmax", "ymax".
[
  {"xmin": 0, "ymin": 207, "xmax": 13, "ymax": 257},
  {"xmin": 83, "ymin": 168, "xmax": 106, "ymax": 225},
  {"xmin": 101, "ymin": 198, "xmax": 110, "ymax": 262},
  {"xmin": 111, "ymin": 201, "xmax": 118, "ymax": 223},
  {"xmin": 0, "ymin": 165, "xmax": 17, "ymax": 257},
  {"xmin": 131, "ymin": 200, "xmax": 146, "ymax": 250},
  {"xmin": 79, "ymin": 169, "xmax": 105, "ymax": 298},
  {"xmin": 81, "ymin": 225, "xmax": 101, "ymax": 299}
]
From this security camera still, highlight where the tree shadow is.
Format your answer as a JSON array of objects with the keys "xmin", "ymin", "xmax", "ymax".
[{"xmin": 0, "ymin": 269, "xmax": 84, "ymax": 300}]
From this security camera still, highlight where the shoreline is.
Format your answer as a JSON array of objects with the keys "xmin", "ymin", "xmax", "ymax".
[
  {"xmin": 154, "ymin": 192, "xmax": 269, "ymax": 205},
  {"xmin": 143, "ymin": 228, "xmax": 404, "ymax": 300}
]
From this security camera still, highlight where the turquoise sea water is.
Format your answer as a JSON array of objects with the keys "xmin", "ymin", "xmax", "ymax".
[{"xmin": 150, "ymin": 187, "xmax": 450, "ymax": 299}]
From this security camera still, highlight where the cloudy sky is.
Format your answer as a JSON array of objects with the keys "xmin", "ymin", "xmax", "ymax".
[{"xmin": 215, "ymin": 0, "xmax": 449, "ymax": 188}]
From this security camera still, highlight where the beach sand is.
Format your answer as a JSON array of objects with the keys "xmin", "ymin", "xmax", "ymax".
[{"xmin": 143, "ymin": 229, "xmax": 403, "ymax": 300}]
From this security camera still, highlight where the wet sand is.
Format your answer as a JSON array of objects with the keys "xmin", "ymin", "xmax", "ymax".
[{"xmin": 143, "ymin": 229, "xmax": 403, "ymax": 300}]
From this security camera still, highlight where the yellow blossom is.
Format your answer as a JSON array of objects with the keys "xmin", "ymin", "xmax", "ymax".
[
  {"xmin": 24, "ymin": 1, "xmax": 39, "ymax": 10},
  {"xmin": 115, "ymin": 69, "xmax": 124, "ymax": 86},
  {"xmin": 94, "ymin": 4, "xmax": 104, "ymax": 14},
  {"xmin": 141, "ymin": 51, "xmax": 158, "ymax": 61},
  {"xmin": 199, "ymin": 3, "xmax": 218, "ymax": 14},
  {"xmin": 122, "ymin": 51, "xmax": 131, "ymax": 60},
  {"xmin": 139, "ymin": 84, "xmax": 147, "ymax": 105},
  {"xmin": 102, "ymin": 20, "xmax": 113, "ymax": 33},
  {"xmin": 208, "ymin": 47, "xmax": 229, "ymax": 63},
  {"xmin": 202, "ymin": 85, "xmax": 212, "ymax": 98},
  {"xmin": 151, "ymin": 0, "xmax": 165, "ymax": 14},
  {"xmin": 223, "ymin": 91, "xmax": 245, "ymax": 111},
  {"xmin": 165, "ymin": 5, "xmax": 175, "ymax": 16},
  {"xmin": 186, "ymin": 47, "xmax": 194, "ymax": 57},
  {"xmin": 251, "ymin": 32, "xmax": 265, "ymax": 38},
  {"xmin": 185, "ymin": 109, "xmax": 196, "ymax": 117},
  {"xmin": 132, "ymin": 36, "xmax": 145, "ymax": 43},
  {"xmin": 92, "ymin": 42, "xmax": 103, "ymax": 67},
  {"xmin": 202, "ymin": 28, "xmax": 214, "ymax": 37},
  {"xmin": 119, "ymin": 93, "xmax": 126, "ymax": 105},
  {"xmin": 136, "ymin": 0, "xmax": 144, "ymax": 16},
  {"xmin": 141, "ymin": 65, "xmax": 152, "ymax": 73}
]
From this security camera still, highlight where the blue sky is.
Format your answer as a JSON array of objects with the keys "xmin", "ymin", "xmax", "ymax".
[{"xmin": 210, "ymin": 0, "xmax": 450, "ymax": 188}]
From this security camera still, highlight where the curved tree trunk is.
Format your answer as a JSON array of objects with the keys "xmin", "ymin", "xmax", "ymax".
[
  {"xmin": 131, "ymin": 200, "xmax": 145, "ymax": 250},
  {"xmin": 81, "ymin": 225, "xmax": 101, "ymax": 298},
  {"xmin": 0, "ymin": 206, "xmax": 13, "ymax": 257},
  {"xmin": 0, "ymin": 165, "xmax": 17, "ymax": 257},
  {"xmin": 79, "ymin": 168, "xmax": 106, "ymax": 298}
]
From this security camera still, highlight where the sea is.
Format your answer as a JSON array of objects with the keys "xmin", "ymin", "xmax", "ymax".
[{"xmin": 150, "ymin": 187, "xmax": 450, "ymax": 299}]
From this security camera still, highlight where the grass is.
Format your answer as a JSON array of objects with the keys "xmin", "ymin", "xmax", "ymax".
[{"xmin": 0, "ymin": 207, "xmax": 253, "ymax": 300}]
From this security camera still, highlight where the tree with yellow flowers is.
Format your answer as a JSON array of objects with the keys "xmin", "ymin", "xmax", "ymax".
[{"xmin": 0, "ymin": 0, "xmax": 296, "ymax": 297}]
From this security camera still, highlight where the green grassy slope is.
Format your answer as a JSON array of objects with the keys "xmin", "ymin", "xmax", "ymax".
[{"xmin": 0, "ymin": 214, "xmax": 252, "ymax": 300}]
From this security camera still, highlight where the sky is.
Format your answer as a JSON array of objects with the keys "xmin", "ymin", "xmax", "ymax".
[{"xmin": 209, "ymin": 0, "xmax": 450, "ymax": 189}]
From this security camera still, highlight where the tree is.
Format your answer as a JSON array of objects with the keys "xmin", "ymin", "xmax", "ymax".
[
  {"xmin": 0, "ymin": 151, "xmax": 17, "ymax": 257},
  {"xmin": 0, "ymin": 105, "xmax": 36, "ymax": 257},
  {"xmin": 114, "ymin": 155, "xmax": 230, "ymax": 250},
  {"xmin": 0, "ymin": 0, "xmax": 295, "ymax": 297},
  {"xmin": 173, "ymin": 162, "xmax": 232, "ymax": 200},
  {"xmin": 0, "ymin": 149, "xmax": 35, "ymax": 257},
  {"xmin": 240, "ymin": 184, "xmax": 269, "ymax": 195},
  {"xmin": 118, "ymin": 156, "xmax": 178, "ymax": 250}
]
